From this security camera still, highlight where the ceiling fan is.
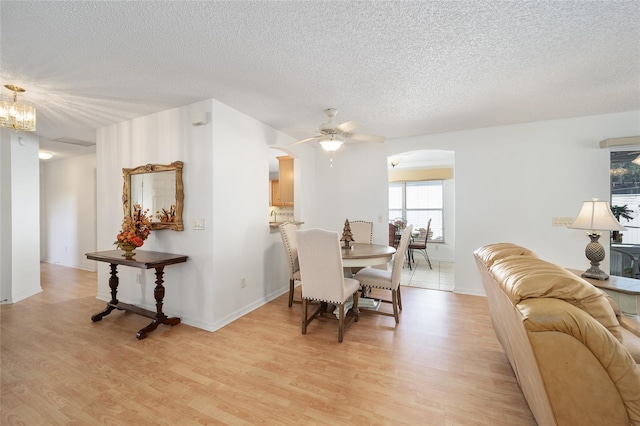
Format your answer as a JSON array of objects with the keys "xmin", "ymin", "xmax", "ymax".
[{"xmin": 289, "ymin": 108, "xmax": 385, "ymax": 152}]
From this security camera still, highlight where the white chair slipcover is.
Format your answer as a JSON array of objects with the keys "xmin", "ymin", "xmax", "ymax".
[
  {"xmin": 355, "ymin": 224, "xmax": 413, "ymax": 323},
  {"xmin": 296, "ymin": 228, "xmax": 360, "ymax": 342}
]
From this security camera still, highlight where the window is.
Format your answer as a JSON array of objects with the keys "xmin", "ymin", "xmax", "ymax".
[{"xmin": 389, "ymin": 180, "xmax": 444, "ymax": 241}]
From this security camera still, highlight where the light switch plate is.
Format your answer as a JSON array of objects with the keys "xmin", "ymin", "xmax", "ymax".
[
  {"xmin": 552, "ymin": 217, "xmax": 574, "ymax": 226},
  {"xmin": 193, "ymin": 219, "xmax": 205, "ymax": 230}
]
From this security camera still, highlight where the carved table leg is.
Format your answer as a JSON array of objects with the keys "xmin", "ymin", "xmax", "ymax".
[
  {"xmin": 92, "ymin": 263, "xmax": 120, "ymax": 321},
  {"xmin": 136, "ymin": 266, "xmax": 181, "ymax": 339}
]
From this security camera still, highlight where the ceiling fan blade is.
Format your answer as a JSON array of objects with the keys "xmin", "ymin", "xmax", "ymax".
[
  {"xmin": 289, "ymin": 136, "xmax": 319, "ymax": 146},
  {"xmin": 336, "ymin": 120, "xmax": 361, "ymax": 133},
  {"xmin": 348, "ymin": 133, "xmax": 386, "ymax": 143}
]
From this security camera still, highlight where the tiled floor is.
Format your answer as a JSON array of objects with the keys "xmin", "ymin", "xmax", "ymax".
[{"xmin": 401, "ymin": 257, "xmax": 455, "ymax": 291}]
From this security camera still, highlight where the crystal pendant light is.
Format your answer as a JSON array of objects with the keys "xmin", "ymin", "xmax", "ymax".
[{"xmin": 0, "ymin": 85, "xmax": 37, "ymax": 132}]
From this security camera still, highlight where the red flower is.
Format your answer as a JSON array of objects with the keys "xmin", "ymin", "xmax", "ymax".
[
  {"xmin": 130, "ymin": 236, "xmax": 144, "ymax": 247},
  {"xmin": 114, "ymin": 204, "xmax": 152, "ymax": 248}
]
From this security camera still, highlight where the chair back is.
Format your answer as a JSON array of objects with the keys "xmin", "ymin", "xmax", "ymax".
[
  {"xmin": 349, "ymin": 220, "xmax": 373, "ymax": 244},
  {"xmin": 610, "ymin": 248, "xmax": 637, "ymax": 278},
  {"xmin": 279, "ymin": 222, "xmax": 299, "ymax": 278},
  {"xmin": 410, "ymin": 219, "xmax": 432, "ymax": 249},
  {"xmin": 391, "ymin": 224, "xmax": 413, "ymax": 286},
  {"xmin": 388, "ymin": 223, "xmax": 397, "ymax": 247},
  {"xmin": 296, "ymin": 229, "xmax": 347, "ymax": 304}
]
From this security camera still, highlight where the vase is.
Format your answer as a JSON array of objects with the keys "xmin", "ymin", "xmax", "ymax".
[{"xmin": 118, "ymin": 242, "xmax": 138, "ymax": 258}]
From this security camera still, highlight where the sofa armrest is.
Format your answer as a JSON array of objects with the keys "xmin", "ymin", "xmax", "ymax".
[
  {"xmin": 519, "ymin": 298, "xmax": 640, "ymax": 425},
  {"xmin": 621, "ymin": 315, "xmax": 640, "ymax": 338}
]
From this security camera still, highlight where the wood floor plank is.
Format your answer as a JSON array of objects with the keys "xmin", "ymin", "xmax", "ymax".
[{"xmin": 0, "ymin": 263, "xmax": 537, "ymax": 425}]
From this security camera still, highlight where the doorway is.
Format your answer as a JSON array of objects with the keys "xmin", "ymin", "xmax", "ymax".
[{"xmin": 387, "ymin": 149, "xmax": 455, "ymax": 291}]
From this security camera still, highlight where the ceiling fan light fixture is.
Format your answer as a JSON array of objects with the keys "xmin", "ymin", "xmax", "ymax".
[
  {"xmin": 0, "ymin": 85, "xmax": 36, "ymax": 132},
  {"xmin": 319, "ymin": 134, "xmax": 343, "ymax": 152}
]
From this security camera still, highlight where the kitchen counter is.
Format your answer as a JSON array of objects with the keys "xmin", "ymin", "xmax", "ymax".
[{"xmin": 269, "ymin": 221, "xmax": 304, "ymax": 229}]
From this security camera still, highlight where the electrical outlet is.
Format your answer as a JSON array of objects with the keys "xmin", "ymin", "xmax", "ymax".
[{"xmin": 240, "ymin": 277, "xmax": 246, "ymax": 288}]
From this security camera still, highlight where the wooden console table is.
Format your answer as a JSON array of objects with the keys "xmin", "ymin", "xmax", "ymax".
[{"xmin": 86, "ymin": 250, "xmax": 188, "ymax": 339}]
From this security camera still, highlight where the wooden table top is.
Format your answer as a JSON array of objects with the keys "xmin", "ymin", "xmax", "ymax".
[
  {"xmin": 341, "ymin": 243, "xmax": 396, "ymax": 259},
  {"xmin": 85, "ymin": 250, "xmax": 188, "ymax": 269},
  {"xmin": 568, "ymin": 268, "xmax": 640, "ymax": 295},
  {"xmin": 341, "ymin": 243, "xmax": 396, "ymax": 268}
]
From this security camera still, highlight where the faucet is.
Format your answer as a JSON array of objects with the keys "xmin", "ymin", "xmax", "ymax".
[{"xmin": 270, "ymin": 209, "xmax": 277, "ymax": 222}]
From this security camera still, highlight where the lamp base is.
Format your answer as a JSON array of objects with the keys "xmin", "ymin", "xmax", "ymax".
[
  {"xmin": 581, "ymin": 232, "xmax": 610, "ymax": 281},
  {"xmin": 581, "ymin": 267, "xmax": 609, "ymax": 281}
]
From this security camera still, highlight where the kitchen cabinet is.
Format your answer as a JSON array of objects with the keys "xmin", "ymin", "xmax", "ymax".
[
  {"xmin": 271, "ymin": 156, "xmax": 293, "ymax": 206},
  {"xmin": 270, "ymin": 179, "xmax": 281, "ymax": 206}
]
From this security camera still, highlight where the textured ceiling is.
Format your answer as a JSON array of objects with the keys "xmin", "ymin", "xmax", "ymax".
[{"xmin": 1, "ymin": 1, "xmax": 639, "ymax": 160}]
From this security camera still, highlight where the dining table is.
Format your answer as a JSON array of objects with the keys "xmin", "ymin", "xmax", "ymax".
[
  {"xmin": 341, "ymin": 243, "xmax": 396, "ymax": 268},
  {"xmin": 337, "ymin": 242, "xmax": 397, "ymax": 308}
]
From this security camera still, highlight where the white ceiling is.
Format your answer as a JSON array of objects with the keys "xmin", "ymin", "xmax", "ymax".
[{"xmin": 1, "ymin": 1, "xmax": 639, "ymax": 161}]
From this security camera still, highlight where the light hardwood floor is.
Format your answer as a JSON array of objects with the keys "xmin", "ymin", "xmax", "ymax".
[{"xmin": 0, "ymin": 263, "xmax": 536, "ymax": 425}]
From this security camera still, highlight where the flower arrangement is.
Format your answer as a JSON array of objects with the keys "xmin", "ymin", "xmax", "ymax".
[
  {"xmin": 156, "ymin": 204, "xmax": 176, "ymax": 223},
  {"xmin": 115, "ymin": 204, "xmax": 152, "ymax": 248}
]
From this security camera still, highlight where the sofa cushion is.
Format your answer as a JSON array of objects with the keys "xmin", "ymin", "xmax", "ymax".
[
  {"xmin": 490, "ymin": 255, "xmax": 623, "ymax": 343},
  {"xmin": 519, "ymin": 298, "xmax": 640, "ymax": 423},
  {"xmin": 473, "ymin": 242, "xmax": 537, "ymax": 269}
]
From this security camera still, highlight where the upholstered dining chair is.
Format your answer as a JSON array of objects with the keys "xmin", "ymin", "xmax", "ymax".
[
  {"xmin": 296, "ymin": 228, "xmax": 360, "ymax": 343},
  {"xmin": 279, "ymin": 222, "xmax": 301, "ymax": 307},
  {"xmin": 355, "ymin": 224, "xmax": 413, "ymax": 324},
  {"xmin": 408, "ymin": 218, "xmax": 432, "ymax": 270},
  {"xmin": 349, "ymin": 220, "xmax": 373, "ymax": 244}
]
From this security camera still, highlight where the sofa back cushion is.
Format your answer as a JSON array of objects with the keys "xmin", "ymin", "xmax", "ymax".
[
  {"xmin": 489, "ymin": 254, "xmax": 623, "ymax": 343},
  {"xmin": 474, "ymin": 242, "xmax": 537, "ymax": 269}
]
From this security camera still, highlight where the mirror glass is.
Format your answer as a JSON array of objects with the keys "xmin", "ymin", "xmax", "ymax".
[{"xmin": 123, "ymin": 161, "xmax": 184, "ymax": 231}]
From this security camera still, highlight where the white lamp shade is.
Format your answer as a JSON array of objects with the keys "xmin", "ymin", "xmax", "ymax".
[{"xmin": 568, "ymin": 199, "xmax": 626, "ymax": 232}]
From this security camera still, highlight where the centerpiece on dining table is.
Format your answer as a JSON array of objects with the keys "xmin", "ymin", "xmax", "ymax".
[
  {"xmin": 114, "ymin": 203, "xmax": 152, "ymax": 258},
  {"xmin": 341, "ymin": 219, "xmax": 355, "ymax": 249}
]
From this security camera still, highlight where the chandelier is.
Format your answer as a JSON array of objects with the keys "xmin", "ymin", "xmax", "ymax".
[{"xmin": 0, "ymin": 85, "xmax": 37, "ymax": 132}]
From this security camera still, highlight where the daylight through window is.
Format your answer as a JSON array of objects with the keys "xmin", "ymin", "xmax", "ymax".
[{"xmin": 389, "ymin": 180, "xmax": 444, "ymax": 241}]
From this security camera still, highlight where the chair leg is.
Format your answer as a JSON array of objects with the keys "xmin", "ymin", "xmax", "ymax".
[
  {"xmin": 424, "ymin": 249, "xmax": 432, "ymax": 269},
  {"xmin": 288, "ymin": 278, "xmax": 294, "ymax": 307},
  {"xmin": 415, "ymin": 248, "xmax": 432, "ymax": 269},
  {"xmin": 302, "ymin": 299, "xmax": 308, "ymax": 335},
  {"xmin": 353, "ymin": 291, "xmax": 359, "ymax": 322},
  {"xmin": 338, "ymin": 304, "xmax": 345, "ymax": 343},
  {"xmin": 397, "ymin": 285, "xmax": 402, "ymax": 311},
  {"xmin": 391, "ymin": 289, "xmax": 399, "ymax": 324}
]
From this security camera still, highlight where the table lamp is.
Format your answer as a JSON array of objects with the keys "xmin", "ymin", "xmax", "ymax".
[{"xmin": 568, "ymin": 198, "xmax": 626, "ymax": 280}]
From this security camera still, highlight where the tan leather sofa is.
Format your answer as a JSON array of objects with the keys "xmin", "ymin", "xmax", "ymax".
[{"xmin": 474, "ymin": 243, "xmax": 640, "ymax": 426}]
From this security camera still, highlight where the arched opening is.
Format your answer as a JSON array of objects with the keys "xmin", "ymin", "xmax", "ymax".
[{"xmin": 387, "ymin": 149, "xmax": 455, "ymax": 291}]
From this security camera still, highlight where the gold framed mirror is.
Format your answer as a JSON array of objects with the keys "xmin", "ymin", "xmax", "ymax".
[{"xmin": 122, "ymin": 161, "xmax": 184, "ymax": 231}]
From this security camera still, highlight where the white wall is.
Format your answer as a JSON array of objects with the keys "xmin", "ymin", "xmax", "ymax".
[
  {"xmin": 390, "ymin": 111, "xmax": 640, "ymax": 295},
  {"xmin": 96, "ymin": 99, "xmax": 301, "ymax": 331},
  {"xmin": 0, "ymin": 130, "xmax": 41, "ymax": 303},
  {"xmin": 41, "ymin": 153, "xmax": 97, "ymax": 270},
  {"xmin": 307, "ymin": 144, "xmax": 391, "ymax": 245},
  {"xmin": 73, "ymin": 103, "xmax": 640, "ymax": 330}
]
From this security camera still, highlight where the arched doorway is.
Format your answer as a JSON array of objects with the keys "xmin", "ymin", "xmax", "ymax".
[{"xmin": 387, "ymin": 149, "xmax": 455, "ymax": 291}]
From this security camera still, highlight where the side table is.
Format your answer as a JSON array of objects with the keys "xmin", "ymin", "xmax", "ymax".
[{"xmin": 86, "ymin": 250, "xmax": 188, "ymax": 339}]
